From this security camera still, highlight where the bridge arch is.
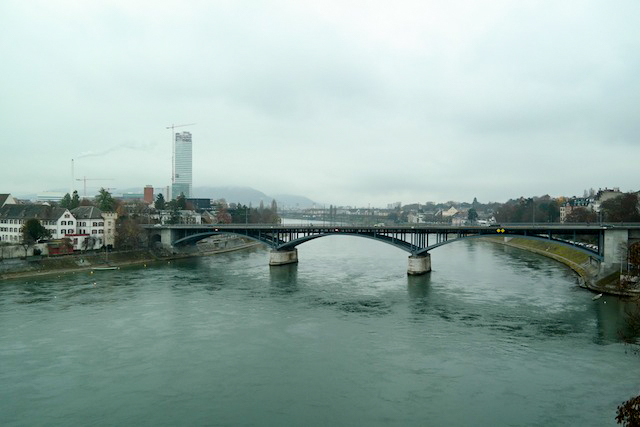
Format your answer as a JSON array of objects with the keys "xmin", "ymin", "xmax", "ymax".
[
  {"xmin": 276, "ymin": 232, "xmax": 417, "ymax": 253},
  {"xmin": 173, "ymin": 231, "xmax": 275, "ymax": 248},
  {"xmin": 413, "ymin": 234, "xmax": 602, "ymax": 260},
  {"xmin": 149, "ymin": 233, "xmax": 162, "ymax": 245}
]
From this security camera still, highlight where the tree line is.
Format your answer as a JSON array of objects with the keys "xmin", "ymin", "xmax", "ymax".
[
  {"xmin": 494, "ymin": 193, "xmax": 640, "ymax": 223},
  {"xmin": 213, "ymin": 199, "xmax": 279, "ymax": 224}
]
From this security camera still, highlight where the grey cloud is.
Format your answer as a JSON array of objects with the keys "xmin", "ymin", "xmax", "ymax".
[{"xmin": 2, "ymin": 1, "xmax": 639, "ymax": 204}]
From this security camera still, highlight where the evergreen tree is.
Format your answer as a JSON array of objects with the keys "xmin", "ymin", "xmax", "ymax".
[
  {"xmin": 467, "ymin": 208, "xmax": 478, "ymax": 222},
  {"xmin": 21, "ymin": 218, "xmax": 51, "ymax": 257},
  {"xmin": 22, "ymin": 219, "xmax": 51, "ymax": 244},
  {"xmin": 176, "ymin": 193, "xmax": 187, "ymax": 210},
  {"xmin": 70, "ymin": 191, "xmax": 80, "ymax": 209},
  {"xmin": 96, "ymin": 188, "xmax": 116, "ymax": 211},
  {"xmin": 155, "ymin": 193, "xmax": 166, "ymax": 210},
  {"xmin": 60, "ymin": 193, "xmax": 72, "ymax": 209}
]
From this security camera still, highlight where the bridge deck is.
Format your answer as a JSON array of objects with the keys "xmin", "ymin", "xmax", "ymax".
[{"xmin": 144, "ymin": 223, "xmax": 614, "ymax": 258}]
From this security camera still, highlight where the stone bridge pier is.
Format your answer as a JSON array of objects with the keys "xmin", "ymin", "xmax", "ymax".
[
  {"xmin": 269, "ymin": 249, "xmax": 298, "ymax": 266},
  {"xmin": 602, "ymin": 229, "xmax": 629, "ymax": 271},
  {"xmin": 407, "ymin": 254, "xmax": 431, "ymax": 275}
]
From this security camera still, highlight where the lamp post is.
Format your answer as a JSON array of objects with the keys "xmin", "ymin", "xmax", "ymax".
[{"xmin": 532, "ymin": 199, "xmax": 535, "ymax": 225}]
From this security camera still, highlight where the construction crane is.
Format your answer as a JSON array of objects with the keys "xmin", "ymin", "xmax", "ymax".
[
  {"xmin": 166, "ymin": 123, "xmax": 195, "ymax": 186},
  {"xmin": 75, "ymin": 177, "xmax": 115, "ymax": 198}
]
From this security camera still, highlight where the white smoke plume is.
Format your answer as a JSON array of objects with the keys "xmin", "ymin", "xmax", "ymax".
[{"xmin": 76, "ymin": 141, "xmax": 155, "ymax": 159}]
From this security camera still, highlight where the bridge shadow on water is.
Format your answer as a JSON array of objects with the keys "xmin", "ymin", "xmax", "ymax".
[
  {"xmin": 407, "ymin": 274, "xmax": 432, "ymax": 299},
  {"xmin": 268, "ymin": 263, "xmax": 299, "ymax": 295},
  {"xmin": 406, "ymin": 274, "xmax": 436, "ymax": 321}
]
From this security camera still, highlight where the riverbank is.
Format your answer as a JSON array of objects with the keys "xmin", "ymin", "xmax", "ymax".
[
  {"xmin": 0, "ymin": 239, "xmax": 263, "ymax": 281},
  {"xmin": 483, "ymin": 236, "xmax": 640, "ymax": 297}
]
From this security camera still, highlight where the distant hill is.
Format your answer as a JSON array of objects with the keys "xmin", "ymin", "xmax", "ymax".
[
  {"xmin": 193, "ymin": 186, "xmax": 269, "ymax": 206},
  {"xmin": 272, "ymin": 194, "xmax": 318, "ymax": 209},
  {"xmin": 15, "ymin": 186, "xmax": 318, "ymax": 209},
  {"xmin": 192, "ymin": 186, "xmax": 317, "ymax": 209}
]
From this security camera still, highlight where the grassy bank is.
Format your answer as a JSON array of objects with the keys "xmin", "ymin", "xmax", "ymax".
[
  {"xmin": 484, "ymin": 236, "xmax": 596, "ymax": 285},
  {"xmin": 486, "ymin": 236, "xmax": 594, "ymax": 277}
]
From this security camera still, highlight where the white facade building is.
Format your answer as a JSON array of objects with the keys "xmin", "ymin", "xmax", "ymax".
[
  {"xmin": 0, "ymin": 205, "xmax": 75, "ymax": 243},
  {"xmin": 0, "ymin": 204, "xmax": 117, "ymax": 252},
  {"xmin": 70, "ymin": 207, "xmax": 118, "ymax": 250},
  {"xmin": 172, "ymin": 131, "xmax": 192, "ymax": 199},
  {"xmin": 71, "ymin": 206, "xmax": 106, "ymax": 250},
  {"xmin": 442, "ymin": 207, "xmax": 459, "ymax": 217}
]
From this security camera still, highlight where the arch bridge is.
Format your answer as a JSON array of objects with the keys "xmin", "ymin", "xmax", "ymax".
[{"xmin": 143, "ymin": 224, "xmax": 635, "ymax": 275}]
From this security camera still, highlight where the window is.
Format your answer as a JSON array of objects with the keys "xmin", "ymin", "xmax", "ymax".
[
  {"xmin": 64, "ymin": 214, "xmax": 70, "ymax": 218},
  {"xmin": 99, "ymin": 230, "xmax": 103, "ymax": 234},
  {"xmin": 61, "ymin": 221, "xmax": 66, "ymax": 225},
  {"xmin": 73, "ymin": 238, "xmax": 78, "ymax": 244},
  {"xmin": 68, "ymin": 221, "xmax": 73, "ymax": 225},
  {"xmin": 92, "ymin": 230, "xmax": 97, "ymax": 234},
  {"xmin": 99, "ymin": 222, "xmax": 104, "ymax": 226}
]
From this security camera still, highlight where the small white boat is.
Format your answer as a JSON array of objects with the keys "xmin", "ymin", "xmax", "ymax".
[
  {"xmin": 592, "ymin": 293, "xmax": 603, "ymax": 300},
  {"xmin": 93, "ymin": 248, "xmax": 119, "ymax": 271}
]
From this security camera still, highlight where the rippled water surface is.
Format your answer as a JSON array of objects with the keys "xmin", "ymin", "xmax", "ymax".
[{"xmin": 1, "ymin": 238, "xmax": 638, "ymax": 426}]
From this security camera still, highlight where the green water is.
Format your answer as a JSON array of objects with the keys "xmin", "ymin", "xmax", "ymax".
[{"xmin": 1, "ymin": 238, "xmax": 638, "ymax": 426}]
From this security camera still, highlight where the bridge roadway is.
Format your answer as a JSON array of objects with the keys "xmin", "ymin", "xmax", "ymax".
[{"xmin": 144, "ymin": 223, "xmax": 636, "ymax": 275}]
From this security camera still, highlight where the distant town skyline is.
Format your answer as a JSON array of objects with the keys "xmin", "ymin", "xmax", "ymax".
[{"xmin": 2, "ymin": 1, "xmax": 639, "ymax": 206}]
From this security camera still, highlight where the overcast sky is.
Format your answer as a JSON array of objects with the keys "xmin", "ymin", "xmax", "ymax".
[{"xmin": 1, "ymin": 0, "xmax": 638, "ymax": 206}]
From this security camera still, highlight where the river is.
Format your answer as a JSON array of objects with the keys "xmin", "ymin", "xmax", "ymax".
[{"xmin": 0, "ymin": 236, "xmax": 638, "ymax": 426}]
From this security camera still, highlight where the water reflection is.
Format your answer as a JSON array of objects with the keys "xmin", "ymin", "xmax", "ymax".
[
  {"xmin": 269, "ymin": 264, "xmax": 299, "ymax": 295},
  {"xmin": 406, "ymin": 274, "xmax": 432, "ymax": 319},
  {"xmin": 594, "ymin": 296, "xmax": 640, "ymax": 344}
]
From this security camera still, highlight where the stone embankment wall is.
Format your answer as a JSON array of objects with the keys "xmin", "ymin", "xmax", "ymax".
[
  {"xmin": 0, "ymin": 243, "xmax": 49, "ymax": 260},
  {"xmin": 0, "ymin": 237, "xmax": 260, "ymax": 281}
]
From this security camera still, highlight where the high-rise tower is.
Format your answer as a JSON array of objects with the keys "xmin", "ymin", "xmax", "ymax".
[{"xmin": 172, "ymin": 131, "xmax": 192, "ymax": 199}]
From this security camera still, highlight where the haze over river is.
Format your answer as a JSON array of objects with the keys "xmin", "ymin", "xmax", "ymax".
[{"xmin": 1, "ymin": 236, "xmax": 638, "ymax": 426}]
